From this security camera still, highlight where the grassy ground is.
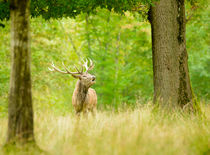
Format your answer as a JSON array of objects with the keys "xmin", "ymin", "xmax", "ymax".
[{"xmin": 0, "ymin": 103, "xmax": 209, "ymax": 155}]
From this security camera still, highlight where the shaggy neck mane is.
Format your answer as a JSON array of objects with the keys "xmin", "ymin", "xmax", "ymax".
[{"xmin": 75, "ymin": 80, "xmax": 89, "ymax": 104}]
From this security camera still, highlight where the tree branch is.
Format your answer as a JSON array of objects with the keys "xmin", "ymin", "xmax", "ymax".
[
  {"xmin": 186, "ymin": 5, "xmax": 198, "ymax": 23},
  {"xmin": 58, "ymin": 20, "xmax": 81, "ymax": 59}
]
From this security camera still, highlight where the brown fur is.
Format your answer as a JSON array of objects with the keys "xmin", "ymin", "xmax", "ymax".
[{"xmin": 72, "ymin": 80, "xmax": 97, "ymax": 115}]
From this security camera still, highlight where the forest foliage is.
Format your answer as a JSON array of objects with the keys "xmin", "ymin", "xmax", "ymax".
[{"xmin": 0, "ymin": 3, "xmax": 209, "ymax": 116}]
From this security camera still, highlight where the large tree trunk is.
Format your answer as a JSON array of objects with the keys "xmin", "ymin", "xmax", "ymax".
[
  {"xmin": 7, "ymin": 0, "xmax": 34, "ymax": 144},
  {"xmin": 149, "ymin": 0, "xmax": 198, "ymax": 111}
]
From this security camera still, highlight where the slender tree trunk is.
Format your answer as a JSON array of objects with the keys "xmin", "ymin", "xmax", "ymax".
[
  {"xmin": 7, "ymin": 0, "xmax": 34, "ymax": 144},
  {"xmin": 149, "ymin": 0, "xmax": 199, "ymax": 111}
]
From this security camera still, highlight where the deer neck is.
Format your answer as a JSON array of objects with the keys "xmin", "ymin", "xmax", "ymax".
[{"xmin": 75, "ymin": 80, "xmax": 89, "ymax": 103}]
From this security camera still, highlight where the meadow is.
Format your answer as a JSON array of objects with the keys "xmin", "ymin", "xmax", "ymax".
[{"xmin": 0, "ymin": 104, "xmax": 209, "ymax": 155}]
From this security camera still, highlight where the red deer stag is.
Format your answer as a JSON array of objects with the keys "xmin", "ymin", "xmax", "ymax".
[{"xmin": 48, "ymin": 59, "xmax": 97, "ymax": 116}]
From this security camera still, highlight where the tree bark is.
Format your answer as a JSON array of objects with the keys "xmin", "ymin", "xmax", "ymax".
[
  {"xmin": 149, "ymin": 0, "xmax": 199, "ymax": 111},
  {"xmin": 7, "ymin": 0, "xmax": 34, "ymax": 144}
]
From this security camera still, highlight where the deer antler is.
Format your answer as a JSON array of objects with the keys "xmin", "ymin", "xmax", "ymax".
[
  {"xmin": 83, "ymin": 58, "xmax": 94, "ymax": 73},
  {"xmin": 49, "ymin": 59, "xmax": 94, "ymax": 75},
  {"xmin": 48, "ymin": 62, "xmax": 82, "ymax": 75}
]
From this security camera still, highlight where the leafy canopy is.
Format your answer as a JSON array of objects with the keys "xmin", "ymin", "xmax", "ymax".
[{"xmin": 0, "ymin": 0, "xmax": 154, "ymax": 20}]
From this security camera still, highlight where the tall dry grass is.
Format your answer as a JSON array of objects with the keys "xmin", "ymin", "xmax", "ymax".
[{"xmin": 0, "ymin": 104, "xmax": 209, "ymax": 155}]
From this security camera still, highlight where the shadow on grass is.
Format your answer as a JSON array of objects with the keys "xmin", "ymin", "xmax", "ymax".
[{"xmin": 2, "ymin": 142, "xmax": 49, "ymax": 155}]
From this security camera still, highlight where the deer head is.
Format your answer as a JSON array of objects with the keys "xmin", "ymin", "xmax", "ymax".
[{"xmin": 48, "ymin": 59, "xmax": 96, "ymax": 88}]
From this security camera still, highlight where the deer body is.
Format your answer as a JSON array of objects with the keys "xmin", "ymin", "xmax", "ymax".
[
  {"xmin": 72, "ymin": 80, "xmax": 97, "ymax": 114},
  {"xmin": 49, "ymin": 59, "xmax": 97, "ymax": 115}
]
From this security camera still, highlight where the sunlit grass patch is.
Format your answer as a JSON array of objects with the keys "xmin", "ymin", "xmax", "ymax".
[{"xmin": 1, "ymin": 104, "xmax": 209, "ymax": 155}]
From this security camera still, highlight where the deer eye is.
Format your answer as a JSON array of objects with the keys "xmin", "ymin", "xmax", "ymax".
[{"xmin": 83, "ymin": 75, "xmax": 87, "ymax": 78}]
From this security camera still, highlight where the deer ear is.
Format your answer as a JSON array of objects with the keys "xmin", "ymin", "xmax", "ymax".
[{"xmin": 71, "ymin": 74, "xmax": 80, "ymax": 79}]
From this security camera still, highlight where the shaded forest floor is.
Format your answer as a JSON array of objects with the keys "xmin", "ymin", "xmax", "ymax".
[{"xmin": 0, "ymin": 103, "xmax": 209, "ymax": 155}]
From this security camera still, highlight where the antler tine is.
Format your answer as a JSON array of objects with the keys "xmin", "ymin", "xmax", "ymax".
[
  {"xmin": 48, "ymin": 67, "xmax": 53, "ymax": 71},
  {"xmin": 89, "ymin": 58, "xmax": 93, "ymax": 67},
  {"xmin": 62, "ymin": 62, "xmax": 71, "ymax": 73},
  {"xmin": 48, "ymin": 62, "xmax": 54, "ymax": 71},
  {"xmin": 87, "ymin": 58, "xmax": 95, "ymax": 72},
  {"xmin": 80, "ymin": 65, "xmax": 84, "ymax": 73},
  {"xmin": 62, "ymin": 62, "xmax": 81, "ymax": 74},
  {"xmin": 74, "ymin": 65, "xmax": 81, "ymax": 73},
  {"xmin": 77, "ymin": 61, "xmax": 84, "ymax": 73},
  {"xmin": 83, "ymin": 58, "xmax": 89, "ymax": 72},
  {"xmin": 48, "ymin": 61, "xmax": 69, "ymax": 74}
]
